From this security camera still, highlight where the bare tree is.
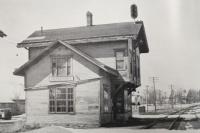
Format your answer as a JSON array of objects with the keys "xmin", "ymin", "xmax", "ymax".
[
  {"xmin": 186, "ymin": 89, "xmax": 199, "ymax": 104},
  {"xmin": 175, "ymin": 88, "xmax": 183, "ymax": 104}
]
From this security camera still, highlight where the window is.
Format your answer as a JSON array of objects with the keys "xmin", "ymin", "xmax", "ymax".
[
  {"xmin": 51, "ymin": 56, "xmax": 71, "ymax": 77},
  {"xmin": 49, "ymin": 87, "xmax": 74, "ymax": 113},
  {"xmin": 115, "ymin": 50, "xmax": 125, "ymax": 70}
]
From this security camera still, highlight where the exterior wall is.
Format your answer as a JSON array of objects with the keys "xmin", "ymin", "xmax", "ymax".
[
  {"xmin": 27, "ymin": 40, "xmax": 140, "ymax": 84},
  {"xmin": 25, "ymin": 45, "xmax": 103, "ymax": 126},
  {"xmin": 26, "ymin": 80, "xmax": 100, "ymax": 126},
  {"xmin": 128, "ymin": 39, "xmax": 141, "ymax": 86},
  {"xmin": 29, "ymin": 47, "xmax": 46, "ymax": 60},
  {"xmin": 25, "ymin": 45, "xmax": 100, "ymax": 88},
  {"xmin": 24, "ymin": 40, "xmax": 139, "ymax": 126},
  {"xmin": 75, "ymin": 41, "xmax": 130, "ymax": 81},
  {"xmin": 75, "ymin": 41, "xmax": 127, "ymax": 69},
  {"xmin": 28, "ymin": 41, "xmax": 131, "ymax": 82}
]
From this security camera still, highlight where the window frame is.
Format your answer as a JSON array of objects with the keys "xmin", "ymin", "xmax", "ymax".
[
  {"xmin": 51, "ymin": 55, "xmax": 72, "ymax": 77},
  {"xmin": 49, "ymin": 86, "xmax": 75, "ymax": 114},
  {"xmin": 114, "ymin": 49, "xmax": 126, "ymax": 70}
]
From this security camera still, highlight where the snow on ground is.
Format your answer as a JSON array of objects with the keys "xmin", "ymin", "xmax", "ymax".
[
  {"xmin": 133, "ymin": 114, "xmax": 167, "ymax": 118},
  {"xmin": 0, "ymin": 113, "xmax": 25, "ymax": 123},
  {"xmin": 134, "ymin": 111, "xmax": 198, "ymax": 120},
  {"xmin": 166, "ymin": 114, "xmax": 196, "ymax": 119},
  {"xmin": 181, "ymin": 114, "xmax": 197, "ymax": 120},
  {"xmin": 133, "ymin": 103, "xmax": 200, "ymax": 120},
  {"xmin": 22, "ymin": 126, "xmax": 200, "ymax": 133},
  {"xmin": 24, "ymin": 126, "xmax": 72, "ymax": 133}
]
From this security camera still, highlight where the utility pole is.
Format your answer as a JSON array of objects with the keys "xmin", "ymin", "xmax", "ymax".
[
  {"xmin": 180, "ymin": 88, "xmax": 182, "ymax": 109},
  {"xmin": 170, "ymin": 84, "xmax": 174, "ymax": 109},
  {"xmin": 146, "ymin": 85, "xmax": 149, "ymax": 112},
  {"xmin": 150, "ymin": 77, "xmax": 159, "ymax": 112}
]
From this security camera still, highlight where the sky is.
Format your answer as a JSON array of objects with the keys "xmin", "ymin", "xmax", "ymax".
[{"xmin": 0, "ymin": 0, "xmax": 200, "ymax": 101}]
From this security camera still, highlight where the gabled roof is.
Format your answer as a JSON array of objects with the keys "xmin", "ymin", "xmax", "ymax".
[
  {"xmin": 19, "ymin": 22, "xmax": 141, "ymax": 44},
  {"xmin": 17, "ymin": 22, "xmax": 149, "ymax": 53},
  {"xmin": 13, "ymin": 40, "xmax": 118, "ymax": 76}
]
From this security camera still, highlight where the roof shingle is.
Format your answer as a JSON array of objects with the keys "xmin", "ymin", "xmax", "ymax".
[{"xmin": 19, "ymin": 22, "xmax": 142, "ymax": 44}]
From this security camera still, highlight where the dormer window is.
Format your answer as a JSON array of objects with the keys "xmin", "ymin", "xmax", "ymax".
[{"xmin": 51, "ymin": 56, "xmax": 71, "ymax": 77}]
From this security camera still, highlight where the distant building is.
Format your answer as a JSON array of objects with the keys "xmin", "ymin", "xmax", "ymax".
[
  {"xmin": 13, "ymin": 99, "xmax": 25, "ymax": 115},
  {"xmin": 0, "ymin": 99, "xmax": 25, "ymax": 115},
  {"xmin": 0, "ymin": 101, "xmax": 16, "ymax": 114},
  {"xmin": 14, "ymin": 12, "xmax": 149, "ymax": 126}
]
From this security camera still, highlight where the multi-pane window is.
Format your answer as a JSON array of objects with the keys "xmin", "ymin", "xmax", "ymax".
[
  {"xmin": 52, "ymin": 56, "xmax": 71, "ymax": 77},
  {"xmin": 49, "ymin": 87, "xmax": 74, "ymax": 113},
  {"xmin": 115, "ymin": 50, "xmax": 125, "ymax": 70}
]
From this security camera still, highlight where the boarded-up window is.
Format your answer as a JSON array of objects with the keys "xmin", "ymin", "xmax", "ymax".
[
  {"xmin": 51, "ymin": 56, "xmax": 71, "ymax": 77},
  {"xmin": 49, "ymin": 87, "xmax": 74, "ymax": 113}
]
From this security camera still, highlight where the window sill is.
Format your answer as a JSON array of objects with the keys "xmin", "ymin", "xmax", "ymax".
[
  {"xmin": 49, "ymin": 112, "xmax": 75, "ymax": 115},
  {"xmin": 117, "ymin": 69, "xmax": 126, "ymax": 71},
  {"xmin": 49, "ymin": 76, "xmax": 74, "ymax": 82}
]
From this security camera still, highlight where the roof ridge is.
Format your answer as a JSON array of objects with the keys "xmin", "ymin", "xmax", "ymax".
[{"xmin": 33, "ymin": 21, "xmax": 138, "ymax": 33}]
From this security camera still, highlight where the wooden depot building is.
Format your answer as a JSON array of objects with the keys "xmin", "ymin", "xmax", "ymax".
[{"xmin": 14, "ymin": 11, "xmax": 149, "ymax": 127}]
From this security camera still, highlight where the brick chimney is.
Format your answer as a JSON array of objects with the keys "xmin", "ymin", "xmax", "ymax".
[{"xmin": 87, "ymin": 11, "xmax": 93, "ymax": 26}]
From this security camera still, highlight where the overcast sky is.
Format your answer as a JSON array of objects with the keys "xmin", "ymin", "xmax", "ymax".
[{"xmin": 0, "ymin": 0, "xmax": 200, "ymax": 101}]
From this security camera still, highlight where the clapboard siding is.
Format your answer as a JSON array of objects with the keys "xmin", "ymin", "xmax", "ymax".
[
  {"xmin": 29, "ymin": 47, "xmax": 46, "ymax": 60},
  {"xmin": 23, "ymin": 40, "xmax": 135, "ymax": 126},
  {"xmin": 25, "ymin": 45, "xmax": 100, "ymax": 88},
  {"xmin": 26, "ymin": 80, "xmax": 100, "ymax": 126},
  {"xmin": 75, "ymin": 41, "xmax": 127, "ymax": 69},
  {"xmin": 27, "ymin": 41, "xmax": 130, "ymax": 82}
]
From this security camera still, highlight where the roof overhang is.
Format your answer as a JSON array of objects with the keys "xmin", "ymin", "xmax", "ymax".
[
  {"xmin": 17, "ymin": 22, "xmax": 149, "ymax": 54},
  {"xmin": 136, "ymin": 21, "xmax": 149, "ymax": 53},
  {"xmin": 17, "ymin": 35, "xmax": 136, "ymax": 48}
]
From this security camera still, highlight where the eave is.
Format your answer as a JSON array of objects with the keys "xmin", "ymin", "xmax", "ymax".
[{"xmin": 17, "ymin": 35, "xmax": 136, "ymax": 48}]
